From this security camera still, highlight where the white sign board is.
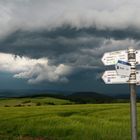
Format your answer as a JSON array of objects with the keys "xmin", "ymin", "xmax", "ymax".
[
  {"xmin": 101, "ymin": 50, "xmax": 128, "ymax": 65},
  {"xmin": 136, "ymin": 50, "xmax": 140, "ymax": 64},
  {"xmin": 115, "ymin": 60, "xmax": 131, "ymax": 77},
  {"xmin": 102, "ymin": 70, "xmax": 129, "ymax": 84}
]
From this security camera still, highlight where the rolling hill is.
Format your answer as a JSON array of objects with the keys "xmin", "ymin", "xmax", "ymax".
[{"xmin": 66, "ymin": 92, "xmax": 113, "ymax": 103}]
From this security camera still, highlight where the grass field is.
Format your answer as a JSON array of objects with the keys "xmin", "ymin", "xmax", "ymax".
[
  {"xmin": 0, "ymin": 98, "xmax": 139, "ymax": 140},
  {"xmin": 0, "ymin": 97, "xmax": 73, "ymax": 107}
]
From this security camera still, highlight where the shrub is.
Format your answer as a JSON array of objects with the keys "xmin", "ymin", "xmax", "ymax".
[
  {"xmin": 47, "ymin": 102, "xmax": 55, "ymax": 105},
  {"xmin": 4, "ymin": 105, "xmax": 10, "ymax": 107},
  {"xmin": 36, "ymin": 102, "xmax": 41, "ymax": 106},
  {"xmin": 22, "ymin": 100, "xmax": 31, "ymax": 104},
  {"xmin": 14, "ymin": 104, "xmax": 23, "ymax": 107}
]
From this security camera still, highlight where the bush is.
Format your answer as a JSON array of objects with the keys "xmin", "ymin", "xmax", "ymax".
[
  {"xmin": 36, "ymin": 102, "xmax": 41, "ymax": 106},
  {"xmin": 46, "ymin": 102, "xmax": 55, "ymax": 105},
  {"xmin": 4, "ymin": 105, "xmax": 10, "ymax": 107},
  {"xmin": 62, "ymin": 102, "xmax": 73, "ymax": 105},
  {"xmin": 22, "ymin": 100, "xmax": 31, "ymax": 104},
  {"xmin": 14, "ymin": 104, "xmax": 23, "ymax": 107}
]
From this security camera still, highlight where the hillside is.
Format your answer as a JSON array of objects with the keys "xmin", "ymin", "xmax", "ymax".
[
  {"xmin": 0, "ymin": 97, "xmax": 73, "ymax": 107},
  {"xmin": 67, "ymin": 92, "xmax": 113, "ymax": 103},
  {"xmin": 0, "ymin": 103, "xmax": 139, "ymax": 140},
  {"xmin": 0, "ymin": 90, "xmax": 134, "ymax": 104}
]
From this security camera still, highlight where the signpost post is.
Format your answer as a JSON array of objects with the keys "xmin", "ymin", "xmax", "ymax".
[
  {"xmin": 136, "ymin": 71, "xmax": 140, "ymax": 85},
  {"xmin": 128, "ymin": 48, "xmax": 137, "ymax": 140},
  {"xmin": 101, "ymin": 48, "xmax": 138, "ymax": 140}
]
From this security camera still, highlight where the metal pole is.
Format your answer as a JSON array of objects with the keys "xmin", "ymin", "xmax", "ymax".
[
  {"xmin": 128, "ymin": 48, "xmax": 137, "ymax": 140},
  {"xmin": 130, "ymin": 84, "xmax": 137, "ymax": 140}
]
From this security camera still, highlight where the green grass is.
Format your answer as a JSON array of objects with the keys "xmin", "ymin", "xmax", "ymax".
[
  {"xmin": 0, "ymin": 97, "xmax": 73, "ymax": 107},
  {"xmin": 0, "ymin": 98, "xmax": 139, "ymax": 140}
]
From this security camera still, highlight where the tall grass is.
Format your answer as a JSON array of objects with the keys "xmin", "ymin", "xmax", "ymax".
[{"xmin": 0, "ymin": 103, "xmax": 139, "ymax": 140}]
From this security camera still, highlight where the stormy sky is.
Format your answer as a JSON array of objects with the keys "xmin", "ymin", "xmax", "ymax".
[{"xmin": 0, "ymin": 0, "xmax": 140, "ymax": 94}]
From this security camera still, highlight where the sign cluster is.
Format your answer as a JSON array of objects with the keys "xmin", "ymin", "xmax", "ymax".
[
  {"xmin": 102, "ymin": 50, "xmax": 140, "ymax": 84},
  {"xmin": 102, "ymin": 48, "xmax": 139, "ymax": 140}
]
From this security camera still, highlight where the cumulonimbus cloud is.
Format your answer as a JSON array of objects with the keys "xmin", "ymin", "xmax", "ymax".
[
  {"xmin": 0, "ymin": 0, "xmax": 140, "ymax": 38},
  {"xmin": 0, "ymin": 52, "xmax": 72, "ymax": 84},
  {"xmin": 0, "ymin": 0, "xmax": 140, "ymax": 86}
]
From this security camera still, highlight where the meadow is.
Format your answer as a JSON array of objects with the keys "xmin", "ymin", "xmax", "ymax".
[{"xmin": 0, "ymin": 97, "xmax": 139, "ymax": 140}]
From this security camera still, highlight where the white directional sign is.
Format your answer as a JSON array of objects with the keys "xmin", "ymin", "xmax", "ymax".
[
  {"xmin": 115, "ymin": 60, "xmax": 131, "ymax": 77},
  {"xmin": 136, "ymin": 50, "xmax": 140, "ymax": 64},
  {"xmin": 102, "ymin": 70, "xmax": 129, "ymax": 84},
  {"xmin": 101, "ymin": 50, "xmax": 128, "ymax": 65}
]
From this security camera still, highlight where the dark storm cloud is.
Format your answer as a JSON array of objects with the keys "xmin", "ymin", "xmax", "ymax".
[
  {"xmin": 1, "ymin": 0, "xmax": 140, "ymax": 86},
  {"xmin": 1, "ymin": 0, "xmax": 140, "ymax": 37},
  {"xmin": 0, "ymin": 27, "xmax": 140, "ymax": 67},
  {"xmin": 0, "ymin": 28, "xmax": 105, "ymax": 65},
  {"xmin": 1, "ymin": 0, "xmax": 140, "ymax": 64}
]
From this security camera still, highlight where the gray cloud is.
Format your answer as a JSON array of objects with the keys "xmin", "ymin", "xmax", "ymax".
[
  {"xmin": 0, "ymin": 0, "xmax": 140, "ymax": 86},
  {"xmin": 1, "ymin": 0, "xmax": 140, "ymax": 38},
  {"xmin": 0, "ymin": 29, "xmax": 139, "ymax": 66}
]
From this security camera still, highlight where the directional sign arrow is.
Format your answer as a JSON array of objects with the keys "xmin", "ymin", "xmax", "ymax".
[
  {"xmin": 101, "ymin": 50, "xmax": 128, "ymax": 66},
  {"xmin": 115, "ymin": 60, "xmax": 131, "ymax": 77},
  {"xmin": 102, "ymin": 70, "xmax": 129, "ymax": 84}
]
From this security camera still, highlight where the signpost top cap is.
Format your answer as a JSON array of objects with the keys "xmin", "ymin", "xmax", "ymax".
[{"xmin": 128, "ymin": 47, "xmax": 135, "ymax": 53}]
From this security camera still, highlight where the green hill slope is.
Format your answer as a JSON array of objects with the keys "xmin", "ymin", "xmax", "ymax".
[
  {"xmin": 0, "ymin": 97, "xmax": 73, "ymax": 107},
  {"xmin": 67, "ymin": 92, "xmax": 113, "ymax": 103},
  {"xmin": 0, "ymin": 103, "xmax": 139, "ymax": 140}
]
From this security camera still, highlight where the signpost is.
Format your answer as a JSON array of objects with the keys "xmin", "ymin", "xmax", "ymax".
[
  {"xmin": 102, "ymin": 48, "xmax": 138, "ymax": 140},
  {"xmin": 128, "ymin": 48, "xmax": 137, "ymax": 140}
]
